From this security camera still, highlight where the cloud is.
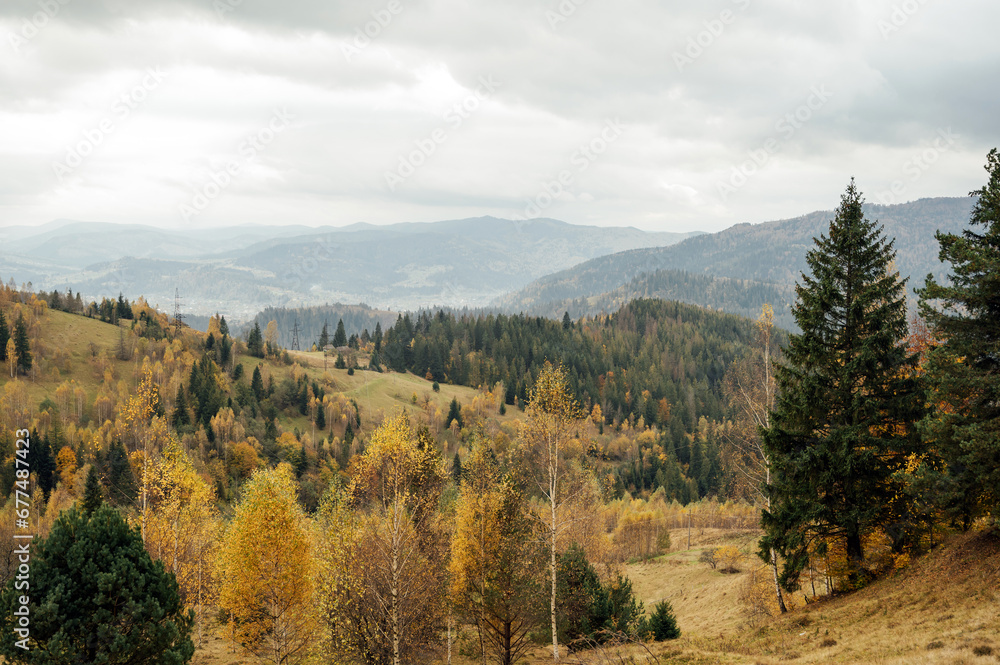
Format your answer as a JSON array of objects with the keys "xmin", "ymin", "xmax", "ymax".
[{"xmin": 0, "ymin": 0, "xmax": 997, "ymax": 233}]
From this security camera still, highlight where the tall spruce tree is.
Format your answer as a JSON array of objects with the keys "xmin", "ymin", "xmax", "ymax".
[
  {"xmin": 13, "ymin": 312, "xmax": 31, "ymax": 375},
  {"xmin": 0, "ymin": 310, "xmax": 8, "ymax": 362},
  {"xmin": 318, "ymin": 321, "xmax": 329, "ymax": 348},
  {"xmin": 917, "ymin": 148, "xmax": 1000, "ymax": 527},
  {"xmin": 333, "ymin": 318, "xmax": 347, "ymax": 347},
  {"xmin": 760, "ymin": 180, "xmax": 922, "ymax": 589}
]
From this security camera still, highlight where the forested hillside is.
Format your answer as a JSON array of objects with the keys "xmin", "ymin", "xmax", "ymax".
[
  {"xmin": 498, "ymin": 197, "xmax": 975, "ymax": 324},
  {"xmin": 508, "ymin": 269, "xmax": 797, "ymax": 331}
]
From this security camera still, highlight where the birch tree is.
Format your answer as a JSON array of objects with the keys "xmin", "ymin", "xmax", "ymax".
[
  {"xmin": 722, "ymin": 304, "xmax": 787, "ymax": 612},
  {"xmin": 520, "ymin": 362, "xmax": 584, "ymax": 662}
]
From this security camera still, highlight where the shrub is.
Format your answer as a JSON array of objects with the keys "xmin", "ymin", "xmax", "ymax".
[
  {"xmin": 432, "ymin": 381, "xmax": 440, "ymax": 392},
  {"xmin": 644, "ymin": 600, "xmax": 680, "ymax": 641},
  {"xmin": 699, "ymin": 547, "xmax": 719, "ymax": 569}
]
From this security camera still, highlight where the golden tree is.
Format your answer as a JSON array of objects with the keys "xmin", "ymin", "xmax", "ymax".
[
  {"xmin": 348, "ymin": 413, "xmax": 447, "ymax": 665},
  {"xmin": 217, "ymin": 465, "xmax": 318, "ymax": 665},
  {"xmin": 520, "ymin": 361, "xmax": 584, "ymax": 662},
  {"xmin": 144, "ymin": 440, "xmax": 220, "ymax": 647}
]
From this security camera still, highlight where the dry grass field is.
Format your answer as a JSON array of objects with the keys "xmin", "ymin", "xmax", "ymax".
[{"xmin": 186, "ymin": 527, "xmax": 999, "ymax": 665}]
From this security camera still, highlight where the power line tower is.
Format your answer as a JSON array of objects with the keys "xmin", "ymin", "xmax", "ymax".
[
  {"xmin": 290, "ymin": 319, "xmax": 301, "ymax": 351},
  {"xmin": 173, "ymin": 288, "xmax": 184, "ymax": 336}
]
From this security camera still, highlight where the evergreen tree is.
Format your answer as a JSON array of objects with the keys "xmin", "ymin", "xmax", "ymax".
[
  {"xmin": 81, "ymin": 465, "xmax": 103, "ymax": 515},
  {"xmin": 644, "ymin": 600, "xmax": 680, "ymax": 641},
  {"xmin": 30, "ymin": 429, "xmax": 56, "ymax": 501},
  {"xmin": 562, "ymin": 311, "xmax": 572, "ymax": 330},
  {"xmin": 318, "ymin": 321, "xmax": 329, "ymax": 348},
  {"xmin": 918, "ymin": 148, "xmax": 1000, "ymax": 526},
  {"xmin": 219, "ymin": 315, "xmax": 229, "ymax": 337},
  {"xmin": 0, "ymin": 310, "xmax": 8, "ymax": 362},
  {"xmin": 247, "ymin": 321, "xmax": 264, "ymax": 358},
  {"xmin": 333, "ymin": 318, "xmax": 347, "ymax": 347},
  {"xmin": 0, "ymin": 505, "xmax": 194, "ymax": 664},
  {"xmin": 452, "ymin": 451, "xmax": 462, "ymax": 482},
  {"xmin": 445, "ymin": 398, "xmax": 463, "ymax": 430},
  {"xmin": 106, "ymin": 439, "xmax": 137, "ymax": 505},
  {"xmin": 251, "ymin": 365, "xmax": 264, "ymax": 401},
  {"xmin": 316, "ymin": 403, "xmax": 326, "ymax": 430},
  {"xmin": 172, "ymin": 386, "xmax": 190, "ymax": 430},
  {"xmin": 760, "ymin": 181, "xmax": 922, "ymax": 589},
  {"xmin": 334, "ymin": 352, "xmax": 346, "ymax": 369},
  {"xmin": 373, "ymin": 321, "xmax": 383, "ymax": 351},
  {"xmin": 13, "ymin": 312, "xmax": 31, "ymax": 375}
]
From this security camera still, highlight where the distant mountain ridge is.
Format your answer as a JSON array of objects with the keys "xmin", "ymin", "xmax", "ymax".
[
  {"xmin": 0, "ymin": 216, "xmax": 700, "ymax": 319},
  {"xmin": 496, "ymin": 196, "xmax": 976, "ymax": 329}
]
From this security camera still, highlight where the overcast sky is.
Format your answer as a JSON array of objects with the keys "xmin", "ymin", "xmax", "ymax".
[{"xmin": 1, "ymin": 0, "xmax": 998, "ymax": 234}]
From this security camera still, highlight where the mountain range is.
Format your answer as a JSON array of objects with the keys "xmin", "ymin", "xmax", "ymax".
[{"xmin": 0, "ymin": 218, "xmax": 699, "ymax": 320}]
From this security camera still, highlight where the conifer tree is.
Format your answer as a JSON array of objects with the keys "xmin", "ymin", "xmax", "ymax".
[
  {"xmin": 251, "ymin": 365, "xmax": 264, "ymax": 401},
  {"xmin": 247, "ymin": 321, "xmax": 264, "ymax": 358},
  {"xmin": 444, "ymin": 398, "xmax": 462, "ymax": 430},
  {"xmin": 760, "ymin": 180, "xmax": 922, "ymax": 589},
  {"xmin": 918, "ymin": 148, "xmax": 1000, "ymax": 526},
  {"xmin": 0, "ymin": 310, "xmax": 8, "ymax": 362},
  {"xmin": 318, "ymin": 321, "xmax": 329, "ymax": 348},
  {"xmin": 333, "ymin": 319, "xmax": 347, "ymax": 347},
  {"xmin": 13, "ymin": 312, "xmax": 31, "ymax": 375},
  {"xmin": 1, "ymin": 506, "xmax": 194, "ymax": 663},
  {"xmin": 81, "ymin": 465, "xmax": 103, "ymax": 515}
]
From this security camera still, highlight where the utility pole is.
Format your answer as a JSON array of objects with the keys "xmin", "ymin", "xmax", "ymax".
[
  {"xmin": 173, "ymin": 288, "xmax": 184, "ymax": 336},
  {"xmin": 290, "ymin": 319, "xmax": 301, "ymax": 351},
  {"xmin": 687, "ymin": 508, "xmax": 692, "ymax": 550}
]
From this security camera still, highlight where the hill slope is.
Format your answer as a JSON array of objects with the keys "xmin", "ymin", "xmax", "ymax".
[
  {"xmin": 0, "ymin": 217, "xmax": 699, "ymax": 318},
  {"xmin": 498, "ymin": 197, "xmax": 975, "ymax": 328}
]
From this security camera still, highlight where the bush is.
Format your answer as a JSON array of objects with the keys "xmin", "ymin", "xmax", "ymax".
[
  {"xmin": 699, "ymin": 547, "xmax": 719, "ymax": 569},
  {"xmin": 432, "ymin": 381, "xmax": 440, "ymax": 392},
  {"xmin": 644, "ymin": 600, "xmax": 680, "ymax": 641}
]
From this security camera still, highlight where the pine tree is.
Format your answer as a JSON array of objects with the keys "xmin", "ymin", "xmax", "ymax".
[
  {"xmin": 318, "ymin": 321, "xmax": 329, "ymax": 349},
  {"xmin": 333, "ymin": 319, "xmax": 347, "ymax": 347},
  {"xmin": 172, "ymin": 386, "xmax": 191, "ymax": 430},
  {"xmin": 918, "ymin": 148, "xmax": 1000, "ymax": 526},
  {"xmin": 444, "ymin": 398, "xmax": 462, "ymax": 430},
  {"xmin": 219, "ymin": 315, "xmax": 229, "ymax": 337},
  {"xmin": 0, "ymin": 505, "xmax": 194, "ymax": 663},
  {"xmin": 0, "ymin": 310, "xmax": 8, "ymax": 362},
  {"xmin": 81, "ymin": 465, "xmax": 103, "ymax": 515},
  {"xmin": 374, "ymin": 321, "xmax": 383, "ymax": 352},
  {"xmin": 562, "ymin": 311, "xmax": 572, "ymax": 330},
  {"xmin": 13, "ymin": 312, "xmax": 31, "ymax": 375},
  {"xmin": 452, "ymin": 452, "xmax": 462, "ymax": 482},
  {"xmin": 316, "ymin": 404, "xmax": 326, "ymax": 430},
  {"xmin": 251, "ymin": 365, "xmax": 264, "ymax": 401},
  {"xmin": 247, "ymin": 321, "xmax": 264, "ymax": 358},
  {"xmin": 760, "ymin": 180, "xmax": 922, "ymax": 589},
  {"xmin": 645, "ymin": 600, "xmax": 680, "ymax": 641}
]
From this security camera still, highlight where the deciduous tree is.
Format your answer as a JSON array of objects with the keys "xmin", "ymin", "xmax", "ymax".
[{"xmin": 217, "ymin": 465, "xmax": 318, "ymax": 665}]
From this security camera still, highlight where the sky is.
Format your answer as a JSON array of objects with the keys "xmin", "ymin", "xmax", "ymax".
[{"xmin": 1, "ymin": 0, "xmax": 998, "ymax": 234}]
